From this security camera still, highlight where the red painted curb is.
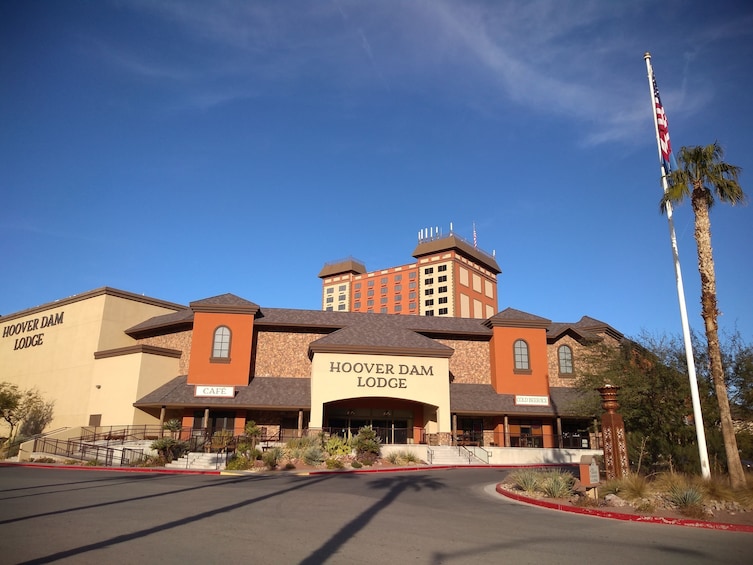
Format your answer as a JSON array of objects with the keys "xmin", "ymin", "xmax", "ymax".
[{"xmin": 495, "ymin": 484, "xmax": 753, "ymax": 533}]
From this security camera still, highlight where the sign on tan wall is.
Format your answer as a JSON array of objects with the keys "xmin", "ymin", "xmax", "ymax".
[
  {"xmin": 310, "ymin": 353, "xmax": 451, "ymax": 432},
  {"xmin": 1, "ymin": 311, "xmax": 65, "ymax": 351}
]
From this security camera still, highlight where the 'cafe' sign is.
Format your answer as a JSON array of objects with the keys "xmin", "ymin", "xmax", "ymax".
[{"xmin": 194, "ymin": 386, "xmax": 235, "ymax": 398}]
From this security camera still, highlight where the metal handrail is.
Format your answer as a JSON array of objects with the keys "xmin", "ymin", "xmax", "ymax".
[
  {"xmin": 33, "ymin": 437, "xmax": 144, "ymax": 466},
  {"xmin": 467, "ymin": 446, "xmax": 491, "ymax": 464},
  {"xmin": 426, "ymin": 446, "xmax": 434, "ymax": 464}
]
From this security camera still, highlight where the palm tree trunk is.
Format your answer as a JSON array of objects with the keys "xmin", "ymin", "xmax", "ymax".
[{"xmin": 692, "ymin": 190, "xmax": 746, "ymax": 488}]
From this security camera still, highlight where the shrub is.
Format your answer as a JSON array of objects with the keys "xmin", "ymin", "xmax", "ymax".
[
  {"xmin": 236, "ymin": 443, "xmax": 262, "ymax": 461},
  {"xmin": 351, "ymin": 460, "xmax": 363, "ymax": 469},
  {"xmin": 163, "ymin": 418, "xmax": 182, "ymax": 434},
  {"xmin": 326, "ymin": 458, "xmax": 344, "ymax": 469},
  {"xmin": 244, "ymin": 420, "xmax": 262, "ymax": 451},
  {"xmin": 667, "ymin": 484, "xmax": 705, "ymax": 518},
  {"xmin": 286, "ymin": 436, "xmax": 319, "ymax": 459},
  {"xmin": 509, "ymin": 469, "xmax": 541, "ymax": 493},
  {"xmin": 694, "ymin": 476, "xmax": 735, "ymax": 503},
  {"xmin": 358, "ymin": 452, "xmax": 378, "ymax": 466},
  {"xmin": 150, "ymin": 437, "xmax": 189, "ymax": 463},
  {"xmin": 284, "ymin": 462, "xmax": 296, "ymax": 470},
  {"xmin": 137, "ymin": 456, "xmax": 164, "ymax": 467},
  {"xmin": 225, "ymin": 455, "xmax": 254, "ymax": 471},
  {"xmin": 32, "ymin": 457, "xmax": 56, "ymax": 463},
  {"xmin": 667, "ymin": 483, "xmax": 704, "ymax": 507},
  {"xmin": 262, "ymin": 447, "xmax": 283, "ymax": 469},
  {"xmin": 325, "ymin": 436, "xmax": 352, "ymax": 457},
  {"xmin": 540, "ymin": 470, "xmax": 575, "ymax": 499},
  {"xmin": 353, "ymin": 426, "xmax": 381, "ymax": 461},
  {"xmin": 303, "ymin": 446, "xmax": 325, "ymax": 466},
  {"xmin": 620, "ymin": 474, "xmax": 650, "ymax": 500},
  {"xmin": 386, "ymin": 450, "xmax": 420, "ymax": 465}
]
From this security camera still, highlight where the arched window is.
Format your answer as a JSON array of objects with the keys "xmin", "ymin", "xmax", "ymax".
[
  {"xmin": 558, "ymin": 345, "xmax": 573, "ymax": 375},
  {"xmin": 513, "ymin": 339, "xmax": 530, "ymax": 371},
  {"xmin": 212, "ymin": 326, "xmax": 231, "ymax": 360}
]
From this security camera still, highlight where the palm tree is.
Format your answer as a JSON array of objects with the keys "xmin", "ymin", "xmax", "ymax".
[{"xmin": 661, "ymin": 142, "xmax": 747, "ymax": 488}]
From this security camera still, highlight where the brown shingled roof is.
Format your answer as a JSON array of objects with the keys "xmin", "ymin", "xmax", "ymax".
[
  {"xmin": 485, "ymin": 307, "xmax": 551, "ymax": 329},
  {"xmin": 134, "ymin": 376, "xmax": 311, "ymax": 409},
  {"xmin": 190, "ymin": 293, "xmax": 260, "ymax": 314},
  {"xmin": 318, "ymin": 258, "xmax": 367, "ymax": 278},
  {"xmin": 309, "ymin": 323, "xmax": 454, "ymax": 358},
  {"xmin": 449, "ymin": 384, "xmax": 589, "ymax": 417},
  {"xmin": 412, "ymin": 234, "xmax": 501, "ymax": 274}
]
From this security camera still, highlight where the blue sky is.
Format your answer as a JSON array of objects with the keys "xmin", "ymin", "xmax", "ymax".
[{"xmin": 2, "ymin": 1, "xmax": 752, "ymax": 342}]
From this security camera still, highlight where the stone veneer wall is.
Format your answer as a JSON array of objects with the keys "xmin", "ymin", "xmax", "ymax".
[
  {"xmin": 253, "ymin": 331, "xmax": 319, "ymax": 378},
  {"xmin": 139, "ymin": 330, "xmax": 192, "ymax": 376},
  {"xmin": 437, "ymin": 339, "xmax": 491, "ymax": 384},
  {"xmin": 546, "ymin": 333, "xmax": 621, "ymax": 388}
]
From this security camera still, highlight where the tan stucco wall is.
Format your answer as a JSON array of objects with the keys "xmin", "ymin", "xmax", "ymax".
[
  {"xmin": 89, "ymin": 351, "xmax": 180, "ymax": 426},
  {"xmin": 309, "ymin": 353, "xmax": 450, "ymax": 433},
  {"xmin": 0, "ymin": 290, "xmax": 182, "ymax": 433}
]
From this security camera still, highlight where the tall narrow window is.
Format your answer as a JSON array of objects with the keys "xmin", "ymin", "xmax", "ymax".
[
  {"xmin": 558, "ymin": 345, "xmax": 573, "ymax": 375},
  {"xmin": 212, "ymin": 326, "xmax": 231, "ymax": 360},
  {"xmin": 513, "ymin": 339, "xmax": 530, "ymax": 371}
]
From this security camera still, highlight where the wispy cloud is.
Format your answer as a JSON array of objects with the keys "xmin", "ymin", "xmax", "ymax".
[{"xmin": 99, "ymin": 0, "xmax": 750, "ymax": 142}]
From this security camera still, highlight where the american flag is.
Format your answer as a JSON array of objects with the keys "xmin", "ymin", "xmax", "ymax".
[{"xmin": 652, "ymin": 72, "xmax": 673, "ymax": 173}]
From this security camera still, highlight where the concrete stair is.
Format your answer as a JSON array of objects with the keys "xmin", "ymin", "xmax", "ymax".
[
  {"xmin": 429, "ymin": 446, "xmax": 485, "ymax": 466},
  {"xmin": 165, "ymin": 452, "xmax": 227, "ymax": 471}
]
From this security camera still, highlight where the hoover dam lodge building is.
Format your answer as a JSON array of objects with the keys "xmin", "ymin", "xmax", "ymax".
[{"xmin": 1, "ymin": 233, "xmax": 620, "ymax": 463}]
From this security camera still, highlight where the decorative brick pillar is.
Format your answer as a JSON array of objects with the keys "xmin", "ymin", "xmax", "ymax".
[{"xmin": 597, "ymin": 385, "xmax": 629, "ymax": 479}]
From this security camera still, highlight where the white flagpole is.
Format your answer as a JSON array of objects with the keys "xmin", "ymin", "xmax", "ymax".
[{"xmin": 644, "ymin": 52, "xmax": 710, "ymax": 478}]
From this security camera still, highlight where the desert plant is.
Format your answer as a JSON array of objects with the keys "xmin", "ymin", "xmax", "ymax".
[
  {"xmin": 236, "ymin": 442, "xmax": 262, "ymax": 461},
  {"xmin": 211, "ymin": 429, "xmax": 234, "ymax": 451},
  {"xmin": 303, "ymin": 445, "xmax": 325, "ymax": 466},
  {"xmin": 163, "ymin": 418, "xmax": 182, "ymax": 436},
  {"xmin": 325, "ymin": 436, "xmax": 352, "ymax": 457},
  {"xmin": 350, "ymin": 460, "xmax": 363, "ymax": 469},
  {"xmin": 695, "ymin": 476, "xmax": 736, "ymax": 503},
  {"xmin": 353, "ymin": 426, "xmax": 381, "ymax": 462},
  {"xmin": 620, "ymin": 474, "xmax": 650, "ymax": 500},
  {"xmin": 386, "ymin": 449, "xmax": 420, "ymax": 465},
  {"xmin": 508, "ymin": 469, "xmax": 541, "ymax": 493},
  {"xmin": 326, "ymin": 458, "xmax": 344, "ymax": 469},
  {"xmin": 262, "ymin": 447, "xmax": 283, "ymax": 469},
  {"xmin": 540, "ymin": 470, "xmax": 575, "ymax": 498},
  {"xmin": 225, "ymin": 455, "xmax": 254, "ymax": 471},
  {"xmin": 286, "ymin": 435, "xmax": 319, "ymax": 459},
  {"xmin": 150, "ymin": 437, "xmax": 189, "ymax": 463},
  {"xmin": 244, "ymin": 420, "xmax": 262, "ymax": 451},
  {"xmin": 667, "ymin": 484, "xmax": 705, "ymax": 517}
]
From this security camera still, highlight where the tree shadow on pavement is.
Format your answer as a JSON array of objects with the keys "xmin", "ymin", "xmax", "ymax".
[{"xmin": 300, "ymin": 473, "xmax": 445, "ymax": 565}]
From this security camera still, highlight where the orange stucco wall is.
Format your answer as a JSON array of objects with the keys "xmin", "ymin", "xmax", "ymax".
[
  {"xmin": 187, "ymin": 312, "xmax": 254, "ymax": 386},
  {"xmin": 489, "ymin": 326, "xmax": 550, "ymax": 396}
]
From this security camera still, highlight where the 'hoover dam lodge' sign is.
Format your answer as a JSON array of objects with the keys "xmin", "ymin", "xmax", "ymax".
[
  {"xmin": 328, "ymin": 360, "xmax": 434, "ymax": 390},
  {"xmin": 2, "ymin": 312, "xmax": 65, "ymax": 351}
]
